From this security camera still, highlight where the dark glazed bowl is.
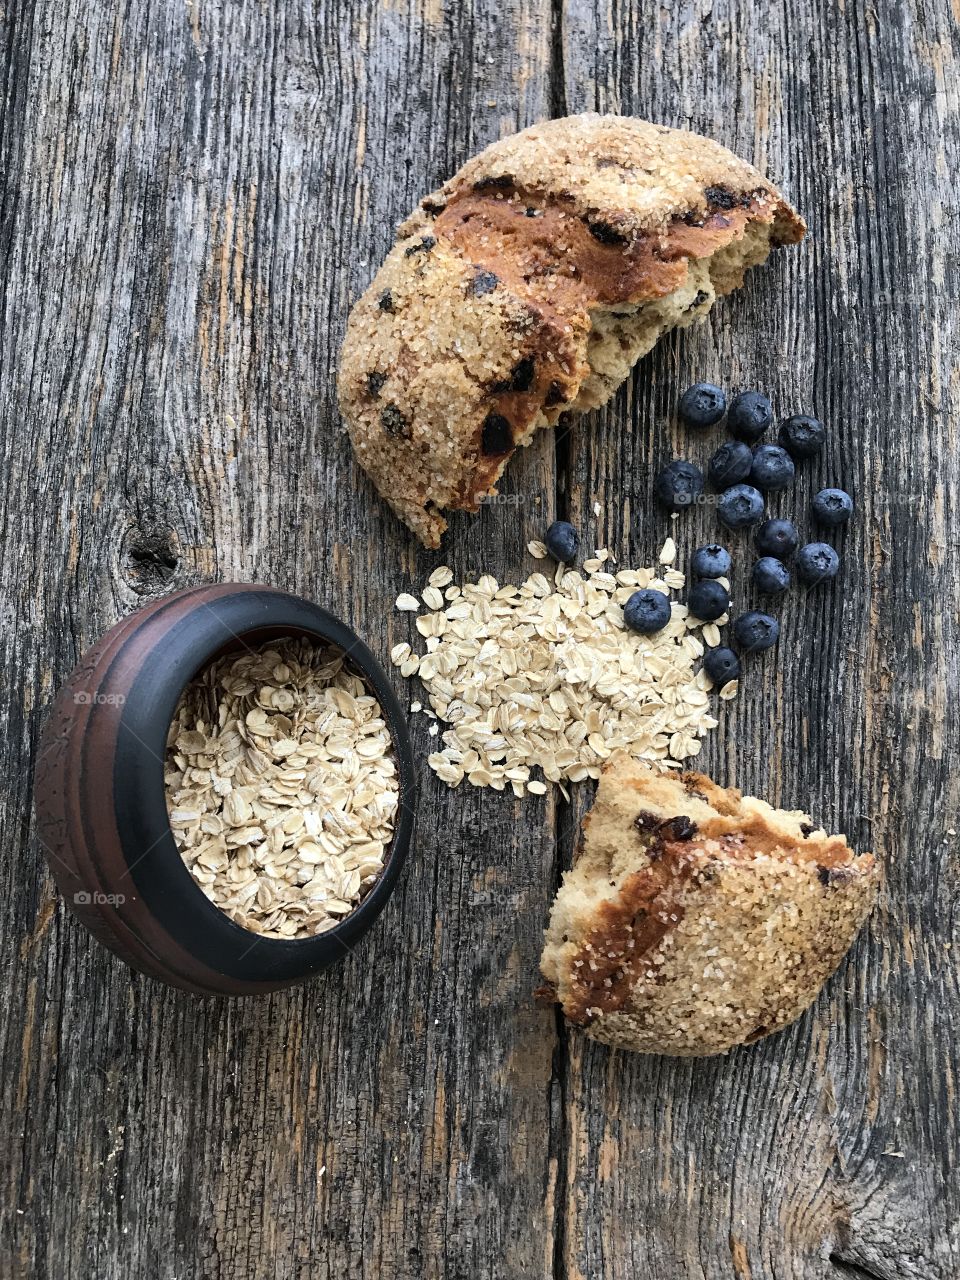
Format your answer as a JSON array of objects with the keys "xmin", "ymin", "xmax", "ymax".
[{"xmin": 34, "ymin": 583, "xmax": 417, "ymax": 995}]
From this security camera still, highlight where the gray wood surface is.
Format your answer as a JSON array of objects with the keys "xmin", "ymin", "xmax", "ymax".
[{"xmin": 1, "ymin": 0, "xmax": 957, "ymax": 1277}]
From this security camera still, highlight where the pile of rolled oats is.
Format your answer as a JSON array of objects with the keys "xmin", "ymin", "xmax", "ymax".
[
  {"xmin": 392, "ymin": 541, "xmax": 736, "ymax": 798},
  {"xmin": 165, "ymin": 638, "xmax": 399, "ymax": 938}
]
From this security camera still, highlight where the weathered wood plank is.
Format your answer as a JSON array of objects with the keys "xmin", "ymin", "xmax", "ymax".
[
  {"xmin": 1, "ymin": 1, "xmax": 559, "ymax": 1277},
  {"xmin": 1, "ymin": 0, "xmax": 958, "ymax": 1277},
  {"xmin": 557, "ymin": 1, "xmax": 960, "ymax": 1277}
]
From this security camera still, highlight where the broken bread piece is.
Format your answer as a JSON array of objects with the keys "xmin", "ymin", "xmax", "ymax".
[
  {"xmin": 339, "ymin": 113, "xmax": 805, "ymax": 546},
  {"xmin": 540, "ymin": 755, "xmax": 878, "ymax": 1056}
]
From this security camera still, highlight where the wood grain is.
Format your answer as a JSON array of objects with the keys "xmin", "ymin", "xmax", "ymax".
[
  {"xmin": 1, "ymin": 0, "xmax": 957, "ymax": 1277},
  {"xmin": 557, "ymin": 3, "xmax": 960, "ymax": 1277}
]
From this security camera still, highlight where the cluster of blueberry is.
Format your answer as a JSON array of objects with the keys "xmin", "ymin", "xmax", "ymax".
[
  {"xmin": 657, "ymin": 385, "xmax": 850, "ymax": 574},
  {"xmin": 540, "ymin": 383, "xmax": 853, "ymax": 686},
  {"xmin": 654, "ymin": 383, "xmax": 852, "ymax": 667}
]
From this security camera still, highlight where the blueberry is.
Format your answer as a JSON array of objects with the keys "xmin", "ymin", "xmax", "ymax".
[
  {"xmin": 544, "ymin": 520, "xmax": 579, "ymax": 563},
  {"xmin": 654, "ymin": 460, "xmax": 704, "ymax": 510},
  {"xmin": 779, "ymin": 414, "xmax": 826, "ymax": 459},
  {"xmin": 678, "ymin": 382, "xmax": 726, "ymax": 428},
  {"xmin": 623, "ymin": 588, "xmax": 672, "ymax": 635},
  {"xmin": 755, "ymin": 518, "xmax": 799, "ymax": 559},
  {"xmin": 708, "ymin": 440, "xmax": 753, "ymax": 488},
  {"xmin": 702, "ymin": 646, "xmax": 741, "ymax": 684},
  {"xmin": 812, "ymin": 488, "xmax": 854, "ymax": 527},
  {"xmin": 752, "ymin": 556, "xmax": 791, "ymax": 595},
  {"xmin": 796, "ymin": 542, "xmax": 840, "ymax": 585},
  {"xmin": 687, "ymin": 579, "xmax": 730, "ymax": 622},
  {"xmin": 727, "ymin": 391, "xmax": 773, "ymax": 443},
  {"xmin": 717, "ymin": 483, "xmax": 765, "ymax": 529},
  {"xmin": 691, "ymin": 543, "xmax": 731, "ymax": 579},
  {"xmin": 732, "ymin": 610, "xmax": 780, "ymax": 653},
  {"xmin": 749, "ymin": 444, "xmax": 795, "ymax": 492}
]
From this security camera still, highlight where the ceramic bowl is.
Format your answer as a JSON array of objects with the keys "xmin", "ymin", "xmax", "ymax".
[{"xmin": 33, "ymin": 583, "xmax": 416, "ymax": 995}]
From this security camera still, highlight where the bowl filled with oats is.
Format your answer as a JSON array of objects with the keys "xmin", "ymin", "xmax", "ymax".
[{"xmin": 34, "ymin": 583, "xmax": 416, "ymax": 994}]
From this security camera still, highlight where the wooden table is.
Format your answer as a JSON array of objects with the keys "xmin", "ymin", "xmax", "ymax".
[{"xmin": 2, "ymin": 2, "xmax": 957, "ymax": 1276}]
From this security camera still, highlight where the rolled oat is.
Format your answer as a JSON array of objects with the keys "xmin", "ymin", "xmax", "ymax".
[
  {"xmin": 393, "ymin": 553, "xmax": 733, "ymax": 797},
  {"xmin": 165, "ymin": 638, "xmax": 399, "ymax": 938}
]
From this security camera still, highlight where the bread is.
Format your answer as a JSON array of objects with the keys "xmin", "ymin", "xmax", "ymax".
[
  {"xmin": 339, "ymin": 114, "xmax": 805, "ymax": 547},
  {"xmin": 539, "ymin": 755, "xmax": 878, "ymax": 1056}
]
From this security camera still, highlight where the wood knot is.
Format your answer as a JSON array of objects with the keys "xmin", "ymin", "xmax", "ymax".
[{"xmin": 122, "ymin": 527, "xmax": 179, "ymax": 593}]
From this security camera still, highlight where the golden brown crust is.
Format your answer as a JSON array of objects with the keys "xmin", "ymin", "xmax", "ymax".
[
  {"xmin": 540, "ymin": 755, "xmax": 878, "ymax": 1056},
  {"xmin": 339, "ymin": 114, "xmax": 806, "ymax": 546}
]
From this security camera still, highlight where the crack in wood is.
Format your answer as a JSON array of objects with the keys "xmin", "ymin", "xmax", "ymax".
[{"xmin": 829, "ymin": 1252, "xmax": 892, "ymax": 1280}]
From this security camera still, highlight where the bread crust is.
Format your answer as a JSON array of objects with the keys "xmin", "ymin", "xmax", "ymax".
[
  {"xmin": 539, "ymin": 755, "xmax": 878, "ymax": 1056},
  {"xmin": 339, "ymin": 114, "xmax": 805, "ymax": 546}
]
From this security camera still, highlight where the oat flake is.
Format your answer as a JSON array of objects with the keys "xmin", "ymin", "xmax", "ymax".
[
  {"xmin": 394, "ymin": 557, "xmax": 731, "ymax": 795},
  {"xmin": 166, "ymin": 638, "xmax": 398, "ymax": 938}
]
